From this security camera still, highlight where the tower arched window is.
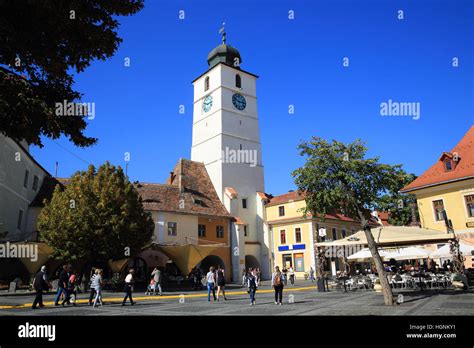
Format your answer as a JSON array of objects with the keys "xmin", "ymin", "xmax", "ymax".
[
  {"xmin": 235, "ymin": 74, "xmax": 241, "ymax": 88},
  {"xmin": 204, "ymin": 76, "xmax": 210, "ymax": 91}
]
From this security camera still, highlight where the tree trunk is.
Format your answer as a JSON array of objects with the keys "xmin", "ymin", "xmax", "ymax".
[{"xmin": 358, "ymin": 211, "xmax": 394, "ymax": 305}]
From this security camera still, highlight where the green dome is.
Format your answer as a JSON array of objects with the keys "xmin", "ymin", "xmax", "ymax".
[{"xmin": 207, "ymin": 44, "xmax": 242, "ymax": 69}]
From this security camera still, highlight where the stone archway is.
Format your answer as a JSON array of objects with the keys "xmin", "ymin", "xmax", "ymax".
[
  {"xmin": 245, "ymin": 255, "xmax": 260, "ymax": 270},
  {"xmin": 197, "ymin": 255, "xmax": 226, "ymax": 274}
]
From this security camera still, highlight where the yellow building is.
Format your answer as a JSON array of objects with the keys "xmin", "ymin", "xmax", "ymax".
[
  {"xmin": 265, "ymin": 191, "xmax": 361, "ymax": 277},
  {"xmin": 401, "ymin": 126, "xmax": 474, "ymax": 268}
]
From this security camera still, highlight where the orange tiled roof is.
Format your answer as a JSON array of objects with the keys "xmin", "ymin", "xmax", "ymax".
[
  {"xmin": 266, "ymin": 190, "xmax": 305, "ymax": 206},
  {"xmin": 401, "ymin": 126, "xmax": 474, "ymax": 192}
]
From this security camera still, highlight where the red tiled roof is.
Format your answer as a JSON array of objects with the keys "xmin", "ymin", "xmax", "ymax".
[
  {"xmin": 401, "ymin": 126, "xmax": 474, "ymax": 192},
  {"xmin": 137, "ymin": 159, "xmax": 231, "ymax": 218},
  {"xmin": 266, "ymin": 190, "xmax": 305, "ymax": 206}
]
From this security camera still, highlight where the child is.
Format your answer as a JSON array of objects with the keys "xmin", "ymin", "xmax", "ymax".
[{"xmin": 145, "ymin": 279, "xmax": 155, "ymax": 296}]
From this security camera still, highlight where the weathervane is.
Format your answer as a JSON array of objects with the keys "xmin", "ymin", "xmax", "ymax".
[{"xmin": 219, "ymin": 22, "xmax": 226, "ymax": 44}]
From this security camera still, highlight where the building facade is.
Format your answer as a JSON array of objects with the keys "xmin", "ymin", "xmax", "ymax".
[
  {"xmin": 265, "ymin": 191, "xmax": 362, "ymax": 277},
  {"xmin": 190, "ymin": 36, "xmax": 271, "ymax": 278},
  {"xmin": 401, "ymin": 126, "xmax": 474, "ymax": 267},
  {"xmin": 0, "ymin": 134, "xmax": 56, "ymax": 242}
]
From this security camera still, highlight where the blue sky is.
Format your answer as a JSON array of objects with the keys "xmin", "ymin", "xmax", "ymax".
[{"xmin": 31, "ymin": 0, "xmax": 474, "ymax": 196}]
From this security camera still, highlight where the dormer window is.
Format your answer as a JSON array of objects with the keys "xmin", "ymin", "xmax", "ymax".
[{"xmin": 444, "ymin": 159, "xmax": 453, "ymax": 172}]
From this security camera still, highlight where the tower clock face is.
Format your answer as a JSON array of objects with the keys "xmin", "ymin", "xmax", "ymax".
[
  {"xmin": 202, "ymin": 95, "xmax": 213, "ymax": 112},
  {"xmin": 232, "ymin": 93, "xmax": 246, "ymax": 111}
]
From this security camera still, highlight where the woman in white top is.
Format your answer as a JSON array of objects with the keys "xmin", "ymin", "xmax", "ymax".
[
  {"xmin": 206, "ymin": 267, "xmax": 217, "ymax": 302},
  {"xmin": 92, "ymin": 269, "xmax": 104, "ymax": 308}
]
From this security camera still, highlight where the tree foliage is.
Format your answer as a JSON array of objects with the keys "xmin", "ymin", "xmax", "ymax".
[
  {"xmin": 292, "ymin": 137, "xmax": 408, "ymax": 305},
  {"xmin": 375, "ymin": 173, "xmax": 419, "ymax": 226},
  {"xmin": 0, "ymin": 0, "xmax": 144, "ymax": 147},
  {"xmin": 38, "ymin": 162, "xmax": 154, "ymax": 262}
]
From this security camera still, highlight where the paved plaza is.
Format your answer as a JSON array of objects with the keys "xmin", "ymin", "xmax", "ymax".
[{"xmin": 1, "ymin": 280, "xmax": 473, "ymax": 316}]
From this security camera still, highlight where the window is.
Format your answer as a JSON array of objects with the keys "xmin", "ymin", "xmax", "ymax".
[
  {"xmin": 278, "ymin": 206, "xmax": 285, "ymax": 217},
  {"xmin": 239, "ymin": 144, "xmax": 242, "ymax": 150},
  {"xmin": 32, "ymin": 175, "xmax": 39, "ymax": 191},
  {"xmin": 235, "ymin": 74, "xmax": 241, "ymax": 88},
  {"xmin": 342, "ymin": 229, "xmax": 347, "ymax": 238},
  {"xmin": 444, "ymin": 160, "xmax": 453, "ymax": 172},
  {"xmin": 17, "ymin": 210, "xmax": 23, "ymax": 230},
  {"xmin": 23, "ymin": 170, "xmax": 29, "ymax": 188},
  {"xmin": 332, "ymin": 228, "xmax": 337, "ymax": 240},
  {"xmin": 242, "ymin": 198, "xmax": 247, "ymax": 209},
  {"xmin": 280, "ymin": 230, "xmax": 286, "ymax": 244},
  {"xmin": 295, "ymin": 227, "xmax": 301, "ymax": 243},
  {"xmin": 244, "ymin": 225, "xmax": 248, "ymax": 236},
  {"xmin": 168, "ymin": 222, "xmax": 177, "ymax": 236},
  {"xmin": 204, "ymin": 76, "xmax": 210, "ymax": 91},
  {"xmin": 433, "ymin": 200, "xmax": 445, "ymax": 221},
  {"xmin": 216, "ymin": 226, "xmax": 224, "ymax": 238},
  {"xmin": 198, "ymin": 224, "xmax": 206, "ymax": 237},
  {"xmin": 465, "ymin": 195, "xmax": 474, "ymax": 218}
]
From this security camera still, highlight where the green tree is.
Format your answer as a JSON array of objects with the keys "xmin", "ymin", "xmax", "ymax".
[
  {"xmin": 0, "ymin": 0, "xmax": 144, "ymax": 147},
  {"xmin": 38, "ymin": 162, "xmax": 154, "ymax": 265},
  {"xmin": 375, "ymin": 173, "xmax": 419, "ymax": 226},
  {"xmin": 292, "ymin": 137, "xmax": 406, "ymax": 305}
]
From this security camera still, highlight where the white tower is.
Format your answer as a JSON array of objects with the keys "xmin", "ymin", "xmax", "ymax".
[{"xmin": 191, "ymin": 27, "xmax": 269, "ymax": 279}]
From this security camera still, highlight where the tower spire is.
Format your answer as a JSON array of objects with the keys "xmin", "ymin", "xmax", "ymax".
[{"xmin": 219, "ymin": 22, "xmax": 226, "ymax": 44}]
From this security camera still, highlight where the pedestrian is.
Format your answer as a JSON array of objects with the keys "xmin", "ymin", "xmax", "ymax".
[
  {"xmin": 289, "ymin": 266, "xmax": 295, "ymax": 285},
  {"xmin": 256, "ymin": 268, "xmax": 261, "ymax": 286},
  {"xmin": 206, "ymin": 266, "xmax": 217, "ymax": 302},
  {"xmin": 61, "ymin": 271, "xmax": 78, "ymax": 307},
  {"xmin": 247, "ymin": 268, "xmax": 258, "ymax": 306},
  {"xmin": 88, "ymin": 268, "xmax": 98, "ymax": 306},
  {"xmin": 151, "ymin": 267, "xmax": 162, "ymax": 296},
  {"xmin": 122, "ymin": 269, "xmax": 136, "ymax": 306},
  {"xmin": 32, "ymin": 266, "xmax": 50, "ymax": 309},
  {"xmin": 241, "ymin": 268, "xmax": 247, "ymax": 287},
  {"xmin": 216, "ymin": 265, "xmax": 227, "ymax": 301},
  {"xmin": 309, "ymin": 267, "xmax": 315, "ymax": 282},
  {"xmin": 282, "ymin": 266, "xmax": 288, "ymax": 286},
  {"xmin": 54, "ymin": 264, "xmax": 70, "ymax": 306},
  {"xmin": 92, "ymin": 269, "xmax": 104, "ymax": 308},
  {"xmin": 272, "ymin": 266, "xmax": 284, "ymax": 305}
]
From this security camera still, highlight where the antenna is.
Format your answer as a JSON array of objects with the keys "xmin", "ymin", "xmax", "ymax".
[{"xmin": 55, "ymin": 161, "xmax": 58, "ymax": 177}]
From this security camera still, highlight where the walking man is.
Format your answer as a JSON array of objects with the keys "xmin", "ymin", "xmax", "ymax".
[
  {"xmin": 247, "ymin": 268, "xmax": 258, "ymax": 306},
  {"xmin": 289, "ymin": 266, "xmax": 295, "ymax": 285},
  {"xmin": 122, "ymin": 269, "xmax": 136, "ymax": 306},
  {"xmin": 309, "ymin": 267, "xmax": 315, "ymax": 283},
  {"xmin": 32, "ymin": 266, "xmax": 50, "ymax": 309},
  {"xmin": 54, "ymin": 264, "xmax": 70, "ymax": 306}
]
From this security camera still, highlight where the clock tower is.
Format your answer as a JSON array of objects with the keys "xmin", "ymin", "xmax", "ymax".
[{"xmin": 191, "ymin": 28, "xmax": 269, "ymax": 279}]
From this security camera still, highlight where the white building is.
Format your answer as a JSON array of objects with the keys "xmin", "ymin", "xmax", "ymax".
[
  {"xmin": 190, "ymin": 33, "xmax": 271, "ymax": 279},
  {"xmin": 0, "ymin": 134, "xmax": 56, "ymax": 242}
]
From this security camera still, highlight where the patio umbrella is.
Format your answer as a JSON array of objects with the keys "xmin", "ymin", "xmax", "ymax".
[
  {"xmin": 383, "ymin": 246, "xmax": 430, "ymax": 260},
  {"xmin": 429, "ymin": 242, "xmax": 474, "ymax": 259},
  {"xmin": 347, "ymin": 248, "xmax": 388, "ymax": 261}
]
